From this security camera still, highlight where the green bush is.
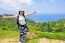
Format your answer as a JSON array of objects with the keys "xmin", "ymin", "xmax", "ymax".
[{"xmin": 35, "ymin": 31, "xmax": 65, "ymax": 40}]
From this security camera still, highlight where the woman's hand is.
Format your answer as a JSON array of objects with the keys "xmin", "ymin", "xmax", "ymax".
[
  {"xmin": 33, "ymin": 11, "xmax": 37, "ymax": 14},
  {"xmin": 2, "ymin": 16, "xmax": 6, "ymax": 18}
]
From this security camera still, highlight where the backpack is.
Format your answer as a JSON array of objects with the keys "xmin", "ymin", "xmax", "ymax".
[{"xmin": 17, "ymin": 15, "xmax": 27, "ymax": 28}]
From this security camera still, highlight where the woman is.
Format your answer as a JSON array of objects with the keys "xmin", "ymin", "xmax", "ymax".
[{"xmin": 2, "ymin": 10, "xmax": 36, "ymax": 43}]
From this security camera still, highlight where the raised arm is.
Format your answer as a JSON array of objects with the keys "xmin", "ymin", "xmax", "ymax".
[
  {"xmin": 25, "ymin": 11, "xmax": 37, "ymax": 16},
  {"xmin": 2, "ymin": 15, "xmax": 17, "ymax": 19}
]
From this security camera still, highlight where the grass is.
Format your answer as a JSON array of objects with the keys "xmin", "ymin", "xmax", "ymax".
[
  {"xmin": 0, "ymin": 30, "xmax": 65, "ymax": 39},
  {"xmin": 26, "ymin": 38, "xmax": 38, "ymax": 43},
  {"xmin": 0, "ymin": 30, "xmax": 19, "ymax": 39},
  {"xmin": 0, "ymin": 30, "xmax": 38, "ymax": 43},
  {"xmin": 0, "ymin": 30, "xmax": 65, "ymax": 43}
]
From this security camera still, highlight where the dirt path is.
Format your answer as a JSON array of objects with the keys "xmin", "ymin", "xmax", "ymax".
[
  {"xmin": 39, "ymin": 38, "xmax": 65, "ymax": 43},
  {"xmin": 1, "ymin": 38, "xmax": 65, "ymax": 43},
  {"xmin": 0, "ymin": 38, "xmax": 19, "ymax": 43}
]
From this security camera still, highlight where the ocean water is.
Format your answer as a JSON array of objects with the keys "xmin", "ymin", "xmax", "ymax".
[{"xmin": 27, "ymin": 14, "xmax": 65, "ymax": 22}]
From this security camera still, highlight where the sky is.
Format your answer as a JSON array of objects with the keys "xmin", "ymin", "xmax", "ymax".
[
  {"xmin": 0, "ymin": 0, "xmax": 65, "ymax": 14},
  {"xmin": 0, "ymin": 0, "xmax": 65, "ymax": 22}
]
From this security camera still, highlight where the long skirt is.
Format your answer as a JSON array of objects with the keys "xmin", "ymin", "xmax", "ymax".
[{"xmin": 19, "ymin": 25, "xmax": 28, "ymax": 43}]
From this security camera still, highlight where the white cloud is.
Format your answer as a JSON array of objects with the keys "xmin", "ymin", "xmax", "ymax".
[
  {"xmin": 48, "ymin": 0, "xmax": 55, "ymax": 3},
  {"xmin": 0, "ymin": 0, "xmax": 34, "ymax": 10},
  {"xmin": 19, "ymin": 0, "xmax": 33, "ymax": 5}
]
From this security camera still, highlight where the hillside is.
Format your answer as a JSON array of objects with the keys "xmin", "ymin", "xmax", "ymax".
[{"xmin": 0, "ymin": 18, "xmax": 65, "ymax": 43}]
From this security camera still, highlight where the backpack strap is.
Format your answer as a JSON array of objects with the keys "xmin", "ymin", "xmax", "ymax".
[{"xmin": 17, "ymin": 15, "xmax": 20, "ymax": 28}]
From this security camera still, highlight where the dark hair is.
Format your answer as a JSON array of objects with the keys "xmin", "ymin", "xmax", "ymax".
[{"xmin": 19, "ymin": 11, "xmax": 25, "ymax": 16}]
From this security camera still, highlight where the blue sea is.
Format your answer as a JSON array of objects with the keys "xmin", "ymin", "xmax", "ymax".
[{"xmin": 27, "ymin": 14, "xmax": 65, "ymax": 22}]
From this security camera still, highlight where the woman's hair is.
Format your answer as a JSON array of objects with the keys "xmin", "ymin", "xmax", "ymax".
[{"xmin": 19, "ymin": 11, "xmax": 25, "ymax": 16}]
